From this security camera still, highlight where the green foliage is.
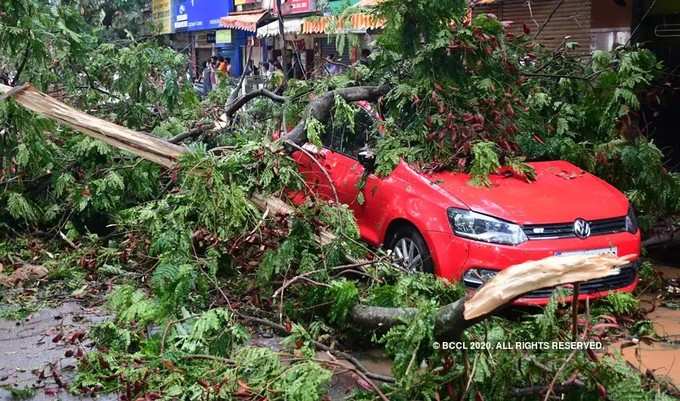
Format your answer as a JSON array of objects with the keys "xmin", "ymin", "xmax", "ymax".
[
  {"xmin": 272, "ymin": 362, "xmax": 332, "ymax": 401},
  {"xmin": 1, "ymin": 386, "xmax": 36, "ymax": 400},
  {"xmin": 306, "ymin": 117, "xmax": 325, "ymax": 148},
  {"xmin": 2, "ymin": 1, "xmax": 675, "ymax": 401},
  {"xmin": 326, "ymin": 279, "xmax": 359, "ymax": 323},
  {"xmin": 596, "ymin": 292, "xmax": 640, "ymax": 316},
  {"xmin": 376, "ymin": 0, "xmax": 467, "ymax": 57},
  {"xmin": 380, "ymin": 301, "xmax": 438, "ymax": 395},
  {"xmin": 173, "ymin": 309, "xmax": 249, "ymax": 356},
  {"xmin": 469, "ymin": 141, "xmax": 501, "ymax": 187},
  {"xmin": 367, "ymin": 272, "xmax": 465, "ymax": 308},
  {"xmin": 108, "ymin": 285, "xmax": 160, "ymax": 327},
  {"xmin": 89, "ymin": 321, "xmax": 132, "ymax": 352}
]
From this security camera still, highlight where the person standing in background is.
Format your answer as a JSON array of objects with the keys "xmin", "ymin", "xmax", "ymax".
[
  {"xmin": 359, "ymin": 48, "xmax": 371, "ymax": 66},
  {"xmin": 210, "ymin": 56, "xmax": 218, "ymax": 87},
  {"xmin": 217, "ymin": 56, "xmax": 227, "ymax": 74},
  {"xmin": 201, "ymin": 60, "xmax": 213, "ymax": 96},
  {"xmin": 324, "ymin": 54, "xmax": 340, "ymax": 76}
]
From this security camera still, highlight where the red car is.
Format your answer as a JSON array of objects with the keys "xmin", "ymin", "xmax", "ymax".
[{"xmin": 288, "ymin": 108, "xmax": 641, "ymax": 304}]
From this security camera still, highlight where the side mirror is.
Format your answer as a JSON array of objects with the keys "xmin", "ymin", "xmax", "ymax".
[{"xmin": 358, "ymin": 148, "xmax": 376, "ymax": 174}]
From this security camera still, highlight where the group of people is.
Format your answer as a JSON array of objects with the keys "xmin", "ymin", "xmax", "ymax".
[
  {"xmin": 200, "ymin": 56, "xmax": 231, "ymax": 96},
  {"xmin": 197, "ymin": 48, "xmax": 372, "ymax": 96}
]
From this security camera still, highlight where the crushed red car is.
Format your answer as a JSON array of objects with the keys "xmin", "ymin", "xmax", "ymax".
[{"xmin": 287, "ymin": 107, "xmax": 641, "ymax": 304}]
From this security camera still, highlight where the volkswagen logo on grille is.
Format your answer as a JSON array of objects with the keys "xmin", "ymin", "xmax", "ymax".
[{"xmin": 573, "ymin": 218, "xmax": 591, "ymax": 239}]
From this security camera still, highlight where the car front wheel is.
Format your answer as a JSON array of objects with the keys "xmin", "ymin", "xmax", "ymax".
[{"xmin": 387, "ymin": 225, "xmax": 435, "ymax": 274}]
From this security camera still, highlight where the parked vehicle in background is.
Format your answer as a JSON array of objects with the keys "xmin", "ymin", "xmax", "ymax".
[{"xmin": 287, "ymin": 106, "xmax": 641, "ymax": 305}]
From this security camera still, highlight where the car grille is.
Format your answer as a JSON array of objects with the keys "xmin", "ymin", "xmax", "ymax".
[
  {"xmin": 522, "ymin": 217, "xmax": 627, "ymax": 240},
  {"xmin": 464, "ymin": 262, "xmax": 638, "ymax": 298}
]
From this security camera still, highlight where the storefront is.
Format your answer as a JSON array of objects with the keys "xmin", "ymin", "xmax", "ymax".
[
  {"xmin": 171, "ymin": 0, "xmax": 255, "ymax": 78},
  {"xmin": 220, "ymin": 8, "xmax": 273, "ymax": 76}
]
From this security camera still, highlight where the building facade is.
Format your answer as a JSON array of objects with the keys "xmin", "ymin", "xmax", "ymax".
[{"xmin": 151, "ymin": 0, "xmax": 376, "ymax": 79}]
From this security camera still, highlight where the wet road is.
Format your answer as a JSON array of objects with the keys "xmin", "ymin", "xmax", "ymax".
[
  {"xmin": 0, "ymin": 302, "xmax": 112, "ymax": 401},
  {"xmin": 609, "ymin": 265, "xmax": 680, "ymax": 388}
]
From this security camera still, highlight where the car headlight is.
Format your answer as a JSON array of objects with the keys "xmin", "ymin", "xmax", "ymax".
[
  {"xmin": 625, "ymin": 205, "xmax": 639, "ymax": 234},
  {"xmin": 448, "ymin": 208, "xmax": 528, "ymax": 245}
]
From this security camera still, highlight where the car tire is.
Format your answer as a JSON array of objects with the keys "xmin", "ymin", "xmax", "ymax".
[{"xmin": 386, "ymin": 224, "xmax": 435, "ymax": 274}]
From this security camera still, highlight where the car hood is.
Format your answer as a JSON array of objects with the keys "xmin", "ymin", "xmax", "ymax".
[{"xmin": 424, "ymin": 161, "xmax": 629, "ymax": 224}]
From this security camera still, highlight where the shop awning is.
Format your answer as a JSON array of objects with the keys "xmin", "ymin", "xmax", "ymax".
[
  {"xmin": 256, "ymin": 18, "xmax": 304, "ymax": 38},
  {"xmin": 302, "ymin": 13, "xmax": 385, "ymax": 34},
  {"xmin": 220, "ymin": 10, "xmax": 269, "ymax": 33}
]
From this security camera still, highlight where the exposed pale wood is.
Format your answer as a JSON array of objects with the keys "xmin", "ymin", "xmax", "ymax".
[
  {"xmin": 352, "ymin": 254, "xmax": 632, "ymax": 339},
  {"xmin": 463, "ymin": 254, "xmax": 631, "ymax": 320},
  {"xmin": 0, "ymin": 83, "xmax": 185, "ymax": 168},
  {"xmin": 0, "ymin": 83, "xmax": 339, "ymax": 247}
]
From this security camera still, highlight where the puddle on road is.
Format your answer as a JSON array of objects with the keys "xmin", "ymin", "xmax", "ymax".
[
  {"xmin": 610, "ymin": 263, "xmax": 680, "ymax": 388},
  {"xmin": 610, "ymin": 305, "xmax": 680, "ymax": 387}
]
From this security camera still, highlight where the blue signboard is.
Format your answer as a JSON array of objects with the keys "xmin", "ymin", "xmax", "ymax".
[{"xmin": 174, "ymin": 0, "xmax": 232, "ymax": 32}]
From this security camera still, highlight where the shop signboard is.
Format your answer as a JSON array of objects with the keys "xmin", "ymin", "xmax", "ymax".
[
  {"xmin": 276, "ymin": 0, "xmax": 315, "ymax": 15},
  {"xmin": 216, "ymin": 30, "xmax": 232, "ymax": 44},
  {"xmin": 174, "ymin": 0, "xmax": 233, "ymax": 32},
  {"xmin": 152, "ymin": 0, "xmax": 174, "ymax": 34}
]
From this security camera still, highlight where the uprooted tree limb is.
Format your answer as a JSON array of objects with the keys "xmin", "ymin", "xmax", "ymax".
[
  {"xmin": 283, "ymin": 85, "xmax": 391, "ymax": 146},
  {"xmin": 351, "ymin": 254, "xmax": 631, "ymax": 339},
  {"xmin": 0, "ymin": 83, "xmax": 631, "ymax": 339},
  {"xmin": 225, "ymin": 88, "xmax": 288, "ymax": 120},
  {"xmin": 223, "ymin": 84, "xmax": 391, "ymax": 144}
]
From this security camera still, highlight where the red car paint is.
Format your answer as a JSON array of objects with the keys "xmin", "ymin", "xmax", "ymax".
[{"xmin": 288, "ymin": 125, "xmax": 640, "ymax": 305}]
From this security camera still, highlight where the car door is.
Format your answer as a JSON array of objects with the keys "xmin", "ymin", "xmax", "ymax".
[
  {"xmin": 291, "ymin": 107, "xmax": 385, "ymax": 245},
  {"xmin": 321, "ymin": 108, "xmax": 385, "ymax": 245},
  {"xmin": 291, "ymin": 145, "xmax": 339, "ymax": 203}
]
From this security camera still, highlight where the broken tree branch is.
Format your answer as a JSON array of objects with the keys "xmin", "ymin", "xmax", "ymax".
[
  {"xmin": 0, "ymin": 83, "xmax": 633, "ymax": 343},
  {"xmin": 225, "ymin": 88, "xmax": 288, "ymax": 119},
  {"xmin": 283, "ymin": 85, "xmax": 391, "ymax": 146},
  {"xmin": 0, "ymin": 83, "xmax": 184, "ymax": 168},
  {"xmin": 168, "ymin": 122, "xmax": 213, "ymax": 144},
  {"xmin": 228, "ymin": 43, "xmax": 254, "ymax": 104},
  {"xmin": 534, "ymin": 0, "xmax": 566, "ymax": 39},
  {"xmin": 11, "ymin": 44, "xmax": 31, "ymax": 86},
  {"xmin": 351, "ymin": 254, "xmax": 631, "ymax": 340}
]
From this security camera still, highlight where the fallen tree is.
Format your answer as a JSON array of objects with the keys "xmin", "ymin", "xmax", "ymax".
[
  {"xmin": 0, "ymin": 82, "xmax": 631, "ymax": 339},
  {"xmin": 2, "ymin": 1, "xmax": 677, "ymax": 398}
]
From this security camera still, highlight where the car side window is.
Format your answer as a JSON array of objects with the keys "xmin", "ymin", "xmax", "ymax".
[{"xmin": 321, "ymin": 108, "xmax": 377, "ymax": 158}]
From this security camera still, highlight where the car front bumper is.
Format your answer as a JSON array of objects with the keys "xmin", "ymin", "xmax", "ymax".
[
  {"xmin": 424, "ymin": 229, "xmax": 641, "ymax": 305},
  {"xmin": 463, "ymin": 260, "xmax": 640, "ymax": 306}
]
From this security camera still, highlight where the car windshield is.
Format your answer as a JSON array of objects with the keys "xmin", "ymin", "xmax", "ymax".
[{"xmin": 322, "ymin": 108, "xmax": 379, "ymax": 158}]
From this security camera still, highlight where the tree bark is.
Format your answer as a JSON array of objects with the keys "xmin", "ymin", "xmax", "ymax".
[
  {"xmin": 350, "ymin": 254, "xmax": 632, "ymax": 340},
  {"xmin": 220, "ymin": 84, "xmax": 389, "ymax": 136},
  {"xmin": 224, "ymin": 88, "xmax": 288, "ymax": 119},
  {"xmin": 284, "ymin": 85, "xmax": 390, "ymax": 146}
]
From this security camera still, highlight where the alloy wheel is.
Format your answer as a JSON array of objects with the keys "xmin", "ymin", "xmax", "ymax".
[{"xmin": 392, "ymin": 237, "xmax": 423, "ymax": 272}]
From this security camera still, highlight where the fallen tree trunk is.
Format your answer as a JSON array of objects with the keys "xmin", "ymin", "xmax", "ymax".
[
  {"xmin": 0, "ymin": 83, "xmax": 183, "ymax": 168},
  {"xmin": 222, "ymin": 83, "xmax": 390, "ymax": 145},
  {"xmin": 351, "ymin": 254, "xmax": 631, "ymax": 340},
  {"xmin": 0, "ymin": 83, "xmax": 631, "ymax": 339},
  {"xmin": 283, "ymin": 85, "xmax": 390, "ymax": 146}
]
